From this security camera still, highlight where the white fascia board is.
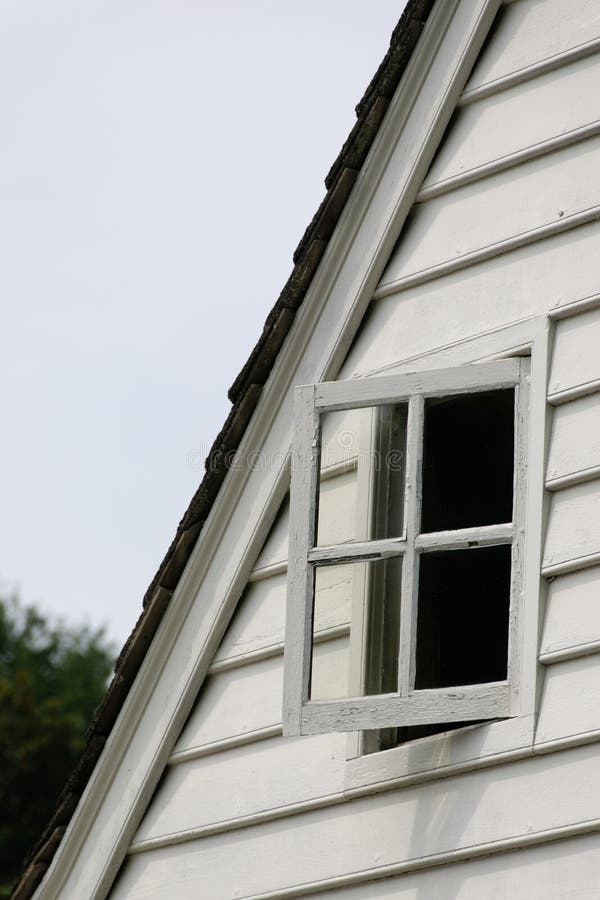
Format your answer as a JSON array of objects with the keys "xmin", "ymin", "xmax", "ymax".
[{"xmin": 35, "ymin": 2, "xmax": 502, "ymax": 897}]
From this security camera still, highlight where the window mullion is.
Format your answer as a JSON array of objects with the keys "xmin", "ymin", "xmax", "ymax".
[
  {"xmin": 415, "ymin": 522, "xmax": 514, "ymax": 552},
  {"xmin": 398, "ymin": 394, "xmax": 424, "ymax": 696},
  {"xmin": 308, "ymin": 538, "xmax": 407, "ymax": 565}
]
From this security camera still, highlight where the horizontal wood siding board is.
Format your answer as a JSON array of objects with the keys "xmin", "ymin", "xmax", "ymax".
[
  {"xmin": 540, "ymin": 565, "xmax": 600, "ymax": 657},
  {"xmin": 546, "ymin": 392, "xmax": 600, "ymax": 486},
  {"xmin": 169, "ymin": 726, "xmax": 283, "ymax": 764},
  {"xmin": 548, "ymin": 305, "xmax": 600, "ymax": 397},
  {"xmin": 209, "ymin": 644, "xmax": 285, "ymax": 675},
  {"xmin": 542, "ymin": 481, "xmax": 600, "ymax": 572},
  {"xmin": 548, "ymin": 290, "xmax": 600, "ymax": 321},
  {"xmin": 132, "ymin": 732, "xmax": 347, "ymax": 846},
  {"xmin": 110, "ymin": 744, "xmax": 600, "ymax": 899},
  {"xmin": 344, "ymin": 221, "xmax": 600, "ymax": 381},
  {"xmin": 253, "ymin": 503, "xmax": 289, "ymax": 571},
  {"xmin": 535, "ymin": 654, "xmax": 600, "ymax": 746},
  {"xmin": 213, "ymin": 573, "xmax": 288, "ymax": 664},
  {"xmin": 542, "ymin": 552, "xmax": 600, "ymax": 579},
  {"xmin": 319, "ymin": 457, "xmax": 359, "ymax": 482},
  {"xmin": 214, "ymin": 556, "xmax": 351, "ymax": 669},
  {"xmin": 173, "ymin": 656, "xmax": 283, "ymax": 755},
  {"xmin": 540, "ymin": 640, "xmax": 600, "ymax": 666},
  {"xmin": 377, "ymin": 136, "xmax": 600, "ymax": 292},
  {"xmin": 375, "ymin": 205, "xmax": 600, "ymax": 298},
  {"xmin": 460, "ymin": 36, "xmax": 600, "ymax": 108},
  {"xmin": 546, "ymin": 466, "xmax": 600, "ymax": 493},
  {"xmin": 418, "ymin": 120, "xmax": 600, "ymax": 205},
  {"xmin": 547, "ymin": 381, "xmax": 600, "ymax": 408},
  {"xmin": 423, "ymin": 52, "xmax": 600, "ymax": 193},
  {"xmin": 116, "ymin": 822, "xmax": 600, "ymax": 898},
  {"xmin": 210, "ymin": 624, "xmax": 351, "ymax": 677},
  {"xmin": 174, "ymin": 637, "xmax": 350, "ymax": 756},
  {"xmin": 463, "ymin": 0, "xmax": 600, "ymax": 95},
  {"xmin": 128, "ymin": 727, "xmax": 600, "ymax": 855},
  {"xmin": 248, "ymin": 560, "xmax": 288, "ymax": 583},
  {"xmin": 291, "ymin": 833, "xmax": 600, "ymax": 899}
]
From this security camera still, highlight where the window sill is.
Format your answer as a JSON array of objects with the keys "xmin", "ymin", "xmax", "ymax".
[{"xmin": 344, "ymin": 714, "xmax": 536, "ymax": 796}]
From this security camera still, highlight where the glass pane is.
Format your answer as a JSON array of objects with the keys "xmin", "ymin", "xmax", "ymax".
[
  {"xmin": 316, "ymin": 403, "xmax": 407, "ymax": 546},
  {"xmin": 415, "ymin": 545, "xmax": 511, "ymax": 690},
  {"xmin": 309, "ymin": 557, "xmax": 403, "ymax": 700},
  {"xmin": 316, "ymin": 408, "xmax": 361, "ymax": 548},
  {"xmin": 421, "ymin": 389, "xmax": 515, "ymax": 533}
]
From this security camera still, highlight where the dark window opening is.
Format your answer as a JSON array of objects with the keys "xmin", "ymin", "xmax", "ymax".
[
  {"xmin": 421, "ymin": 389, "xmax": 515, "ymax": 532},
  {"xmin": 415, "ymin": 545, "xmax": 511, "ymax": 689},
  {"xmin": 379, "ymin": 545, "xmax": 512, "ymax": 751}
]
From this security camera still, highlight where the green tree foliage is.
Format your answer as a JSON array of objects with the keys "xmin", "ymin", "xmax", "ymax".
[{"xmin": 0, "ymin": 594, "xmax": 116, "ymax": 896}]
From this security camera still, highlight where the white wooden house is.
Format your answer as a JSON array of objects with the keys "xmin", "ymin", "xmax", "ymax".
[{"xmin": 15, "ymin": 0, "xmax": 600, "ymax": 896}]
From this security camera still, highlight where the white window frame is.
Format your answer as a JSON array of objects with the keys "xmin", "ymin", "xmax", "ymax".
[{"xmin": 283, "ymin": 357, "xmax": 530, "ymax": 738}]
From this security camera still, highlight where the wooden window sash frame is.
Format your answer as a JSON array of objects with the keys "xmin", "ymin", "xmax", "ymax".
[{"xmin": 283, "ymin": 357, "xmax": 529, "ymax": 737}]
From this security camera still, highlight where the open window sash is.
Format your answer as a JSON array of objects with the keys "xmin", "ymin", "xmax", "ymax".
[{"xmin": 283, "ymin": 358, "xmax": 529, "ymax": 737}]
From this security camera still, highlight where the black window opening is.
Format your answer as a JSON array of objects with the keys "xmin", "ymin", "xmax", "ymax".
[{"xmin": 421, "ymin": 389, "xmax": 515, "ymax": 532}]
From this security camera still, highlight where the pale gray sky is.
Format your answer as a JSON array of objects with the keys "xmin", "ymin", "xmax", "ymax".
[{"xmin": 0, "ymin": 0, "xmax": 406, "ymax": 645}]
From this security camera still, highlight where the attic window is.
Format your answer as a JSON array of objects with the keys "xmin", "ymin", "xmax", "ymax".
[{"xmin": 283, "ymin": 359, "xmax": 529, "ymax": 738}]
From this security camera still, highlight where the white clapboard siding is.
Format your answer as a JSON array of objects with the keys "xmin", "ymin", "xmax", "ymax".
[
  {"xmin": 307, "ymin": 832, "xmax": 600, "ymax": 900},
  {"xmin": 214, "ymin": 567, "xmax": 352, "ymax": 667},
  {"xmin": 548, "ymin": 306, "xmax": 600, "ymax": 400},
  {"xmin": 541, "ymin": 566, "xmax": 600, "ymax": 658},
  {"xmin": 378, "ymin": 136, "xmax": 600, "ymax": 291},
  {"xmin": 317, "ymin": 468, "xmax": 358, "ymax": 545},
  {"xmin": 543, "ymin": 480, "xmax": 600, "ymax": 574},
  {"xmin": 213, "ymin": 573, "xmax": 288, "ymax": 665},
  {"xmin": 253, "ymin": 501, "xmax": 289, "ymax": 571},
  {"xmin": 536, "ymin": 654, "xmax": 600, "ymax": 745},
  {"xmin": 132, "ymin": 732, "xmax": 346, "ymax": 847},
  {"xmin": 174, "ymin": 656, "xmax": 283, "ymax": 755},
  {"xmin": 343, "ymin": 220, "xmax": 600, "ymax": 380},
  {"xmin": 422, "ymin": 53, "xmax": 600, "ymax": 193},
  {"xmin": 546, "ymin": 392, "xmax": 600, "ymax": 487},
  {"xmin": 464, "ymin": 0, "xmax": 600, "ymax": 96},
  {"xmin": 112, "ymin": 744, "xmax": 600, "ymax": 899},
  {"xmin": 175, "ymin": 639, "xmax": 350, "ymax": 756}
]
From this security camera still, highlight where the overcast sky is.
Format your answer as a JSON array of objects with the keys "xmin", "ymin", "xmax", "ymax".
[{"xmin": 0, "ymin": 0, "xmax": 406, "ymax": 647}]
